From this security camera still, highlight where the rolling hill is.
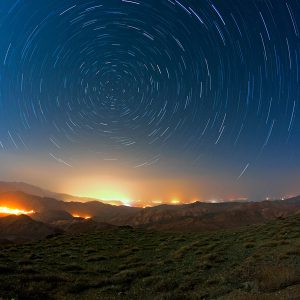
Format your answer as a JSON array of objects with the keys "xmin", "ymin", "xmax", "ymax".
[
  {"xmin": 1, "ymin": 213, "xmax": 300, "ymax": 299},
  {"xmin": 0, "ymin": 214, "xmax": 61, "ymax": 243}
]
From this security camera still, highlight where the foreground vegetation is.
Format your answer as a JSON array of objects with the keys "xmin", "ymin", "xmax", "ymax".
[{"xmin": 2, "ymin": 215, "xmax": 300, "ymax": 299}]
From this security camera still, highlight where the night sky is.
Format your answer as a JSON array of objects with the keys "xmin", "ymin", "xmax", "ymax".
[{"xmin": 0, "ymin": 0, "xmax": 300, "ymax": 206}]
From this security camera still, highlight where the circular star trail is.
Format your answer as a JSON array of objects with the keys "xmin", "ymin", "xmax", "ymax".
[{"xmin": 1, "ymin": 0, "xmax": 300, "ymax": 173}]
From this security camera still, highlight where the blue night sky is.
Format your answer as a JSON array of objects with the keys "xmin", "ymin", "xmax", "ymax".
[{"xmin": 0, "ymin": 0, "xmax": 300, "ymax": 205}]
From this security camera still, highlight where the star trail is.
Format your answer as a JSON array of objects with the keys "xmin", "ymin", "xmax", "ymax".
[{"xmin": 0, "ymin": 0, "xmax": 300, "ymax": 205}]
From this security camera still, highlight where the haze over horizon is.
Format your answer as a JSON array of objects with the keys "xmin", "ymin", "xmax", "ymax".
[{"xmin": 1, "ymin": 0, "xmax": 300, "ymax": 206}]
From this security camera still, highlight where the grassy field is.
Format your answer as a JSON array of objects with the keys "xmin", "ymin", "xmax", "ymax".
[{"xmin": 1, "ymin": 215, "xmax": 300, "ymax": 299}]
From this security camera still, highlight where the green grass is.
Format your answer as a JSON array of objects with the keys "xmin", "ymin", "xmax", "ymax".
[{"xmin": 2, "ymin": 215, "xmax": 300, "ymax": 299}]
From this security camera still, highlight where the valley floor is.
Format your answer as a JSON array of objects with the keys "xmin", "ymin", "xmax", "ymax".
[{"xmin": 1, "ymin": 215, "xmax": 300, "ymax": 299}]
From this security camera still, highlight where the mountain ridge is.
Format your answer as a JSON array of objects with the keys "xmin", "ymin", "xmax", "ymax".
[
  {"xmin": 0, "ymin": 181, "xmax": 124, "ymax": 205},
  {"xmin": 1, "ymin": 181, "xmax": 300, "ymax": 235}
]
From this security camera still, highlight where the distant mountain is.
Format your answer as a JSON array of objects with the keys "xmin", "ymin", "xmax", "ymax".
[
  {"xmin": 0, "ymin": 181, "xmax": 124, "ymax": 205},
  {"xmin": 1, "ymin": 182, "xmax": 300, "ymax": 233},
  {"xmin": 126, "ymin": 198, "xmax": 300, "ymax": 231},
  {"xmin": 0, "ymin": 181, "xmax": 56, "ymax": 198},
  {"xmin": 0, "ymin": 214, "xmax": 61, "ymax": 242},
  {"xmin": 31, "ymin": 210, "xmax": 74, "ymax": 223}
]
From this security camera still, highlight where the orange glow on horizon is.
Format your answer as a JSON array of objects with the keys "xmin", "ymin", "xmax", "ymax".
[
  {"xmin": 72, "ymin": 214, "xmax": 92, "ymax": 219},
  {"xmin": 61, "ymin": 176, "xmax": 211, "ymax": 207},
  {"xmin": 60, "ymin": 177, "xmax": 251, "ymax": 207},
  {"xmin": 0, "ymin": 206, "xmax": 35, "ymax": 216},
  {"xmin": 170, "ymin": 197, "xmax": 181, "ymax": 204},
  {"xmin": 65, "ymin": 181, "xmax": 133, "ymax": 206}
]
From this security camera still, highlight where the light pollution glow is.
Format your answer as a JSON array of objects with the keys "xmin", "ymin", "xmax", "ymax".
[
  {"xmin": 59, "ymin": 173, "xmax": 212, "ymax": 207},
  {"xmin": 2, "ymin": 153, "xmax": 300, "ymax": 207},
  {"xmin": 61, "ymin": 177, "xmax": 250, "ymax": 207}
]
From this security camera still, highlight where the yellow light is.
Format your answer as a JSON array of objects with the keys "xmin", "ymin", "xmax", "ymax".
[
  {"xmin": 72, "ymin": 214, "xmax": 91, "ymax": 219},
  {"xmin": 93, "ymin": 189, "xmax": 132, "ymax": 206},
  {"xmin": 70, "ymin": 183, "xmax": 132, "ymax": 206},
  {"xmin": 171, "ymin": 198, "xmax": 180, "ymax": 204},
  {"xmin": 0, "ymin": 206, "xmax": 35, "ymax": 216}
]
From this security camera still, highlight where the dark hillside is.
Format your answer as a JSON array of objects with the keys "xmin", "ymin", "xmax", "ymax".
[{"xmin": 1, "ymin": 214, "xmax": 300, "ymax": 299}]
